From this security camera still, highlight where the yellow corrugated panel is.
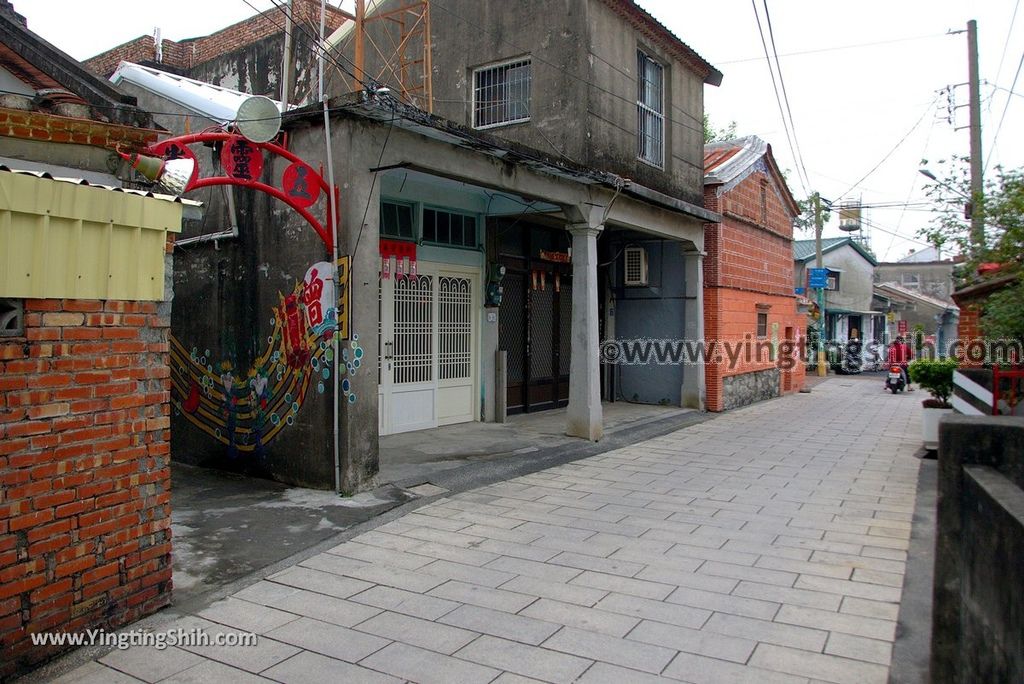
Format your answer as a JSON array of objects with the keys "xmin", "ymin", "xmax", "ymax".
[{"xmin": 0, "ymin": 173, "xmax": 183, "ymax": 301}]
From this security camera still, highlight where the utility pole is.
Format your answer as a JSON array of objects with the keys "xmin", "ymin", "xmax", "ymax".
[
  {"xmin": 814, "ymin": 192, "xmax": 826, "ymax": 377},
  {"xmin": 279, "ymin": 0, "xmax": 293, "ymax": 111},
  {"xmin": 967, "ymin": 19, "xmax": 985, "ymax": 250},
  {"xmin": 354, "ymin": 0, "xmax": 366, "ymax": 87}
]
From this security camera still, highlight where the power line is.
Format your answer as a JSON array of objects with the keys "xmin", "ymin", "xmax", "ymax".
[
  {"xmin": 993, "ymin": 0, "xmax": 1021, "ymax": 98},
  {"xmin": 750, "ymin": 0, "xmax": 808, "ymax": 196},
  {"xmin": 834, "ymin": 94, "xmax": 939, "ymax": 201},
  {"xmin": 986, "ymin": 47, "xmax": 1024, "ymax": 172},
  {"xmin": 762, "ymin": 0, "xmax": 811, "ymax": 194},
  {"xmin": 715, "ymin": 32, "xmax": 948, "ymax": 65}
]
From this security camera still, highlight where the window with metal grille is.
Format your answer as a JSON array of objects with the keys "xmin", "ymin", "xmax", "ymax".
[
  {"xmin": 0, "ymin": 299, "xmax": 23, "ymax": 337},
  {"xmin": 757, "ymin": 312, "xmax": 768, "ymax": 338},
  {"xmin": 423, "ymin": 208, "xmax": 478, "ymax": 249},
  {"xmin": 439, "ymin": 277, "xmax": 472, "ymax": 380},
  {"xmin": 637, "ymin": 50, "xmax": 664, "ymax": 167},
  {"xmin": 473, "ymin": 58, "xmax": 531, "ymax": 129},
  {"xmin": 381, "ymin": 201, "xmax": 415, "ymax": 240}
]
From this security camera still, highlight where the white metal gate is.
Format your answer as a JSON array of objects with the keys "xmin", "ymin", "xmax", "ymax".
[{"xmin": 378, "ymin": 264, "xmax": 478, "ymax": 435}]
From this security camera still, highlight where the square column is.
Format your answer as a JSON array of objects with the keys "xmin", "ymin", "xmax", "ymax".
[
  {"xmin": 567, "ymin": 222, "xmax": 603, "ymax": 441},
  {"xmin": 681, "ymin": 247, "xmax": 706, "ymax": 410}
]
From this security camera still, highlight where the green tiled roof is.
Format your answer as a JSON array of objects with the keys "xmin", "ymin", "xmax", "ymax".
[{"xmin": 793, "ymin": 237, "xmax": 877, "ymax": 266}]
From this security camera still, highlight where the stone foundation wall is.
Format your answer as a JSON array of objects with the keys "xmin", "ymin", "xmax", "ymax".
[{"xmin": 722, "ymin": 367, "xmax": 780, "ymax": 411}]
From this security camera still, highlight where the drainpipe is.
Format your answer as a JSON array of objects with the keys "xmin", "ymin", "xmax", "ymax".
[{"xmin": 320, "ymin": 0, "xmax": 343, "ymax": 494}]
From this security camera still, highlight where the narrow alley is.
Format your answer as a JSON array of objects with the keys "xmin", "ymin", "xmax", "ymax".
[{"xmin": 52, "ymin": 378, "xmax": 922, "ymax": 684}]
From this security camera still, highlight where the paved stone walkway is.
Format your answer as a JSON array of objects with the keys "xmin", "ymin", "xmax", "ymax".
[{"xmin": 55, "ymin": 378, "xmax": 922, "ymax": 684}]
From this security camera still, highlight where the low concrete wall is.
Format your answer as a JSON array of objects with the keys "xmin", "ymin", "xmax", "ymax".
[{"xmin": 933, "ymin": 415, "xmax": 1024, "ymax": 683}]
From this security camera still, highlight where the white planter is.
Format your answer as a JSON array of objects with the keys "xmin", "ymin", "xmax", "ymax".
[{"xmin": 922, "ymin": 407, "xmax": 954, "ymax": 450}]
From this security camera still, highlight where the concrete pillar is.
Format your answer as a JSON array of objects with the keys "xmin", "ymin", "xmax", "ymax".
[
  {"xmin": 681, "ymin": 247, "xmax": 706, "ymax": 410},
  {"xmin": 567, "ymin": 218, "xmax": 603, "ymax": 441}
]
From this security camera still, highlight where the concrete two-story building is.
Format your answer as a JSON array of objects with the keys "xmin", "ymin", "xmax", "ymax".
[
  {"xmin": 794, "ymin": 236, "xmax": 882, "ymax": 344},
  {"xmin": 100, "ymin": 1, "xmax": 724, "ymax": 491}
]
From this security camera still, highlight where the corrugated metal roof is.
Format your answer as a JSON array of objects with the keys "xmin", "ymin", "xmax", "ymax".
[
  {"xmin": 793, "ymin": 236, "xmax": 878, "ymax": 266},
  {"xmin": 793, "ymin": 237, "xmax": 849, "ymax": 261},
  {"xmin": 0, "ymin": 165, "xmax": 201, "ymax": 205},
  {"xmin": 110, "ymin": 61, "xmax": 290, "ymax": 124}
]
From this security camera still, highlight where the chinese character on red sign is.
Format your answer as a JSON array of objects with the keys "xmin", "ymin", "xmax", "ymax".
[
  {"xmin": 221, "ymin": 136, "xmax": 264, "ymax": 181},
  {"xmin": 282, "ymin": 162, "xmax": 321, "ymax": 208},
  {"xmin": 898, "ymin": 319, "xmax": 908, "ymax": 335}
]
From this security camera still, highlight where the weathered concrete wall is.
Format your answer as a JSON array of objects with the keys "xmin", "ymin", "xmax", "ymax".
[
  {"xmin": 722, "ymin": 367, "xmax": 780, "ymax": 410},
  {"xmin": 340, "ymin": 0, "xmax": 707, "ymax": 203},
  {"xmin": 933, "ymin": 415, "xmax": 1024, "ymax": 684},
  {"xmin": 875, "ymin": 261, "xmax": 955, "ymax": 302}
]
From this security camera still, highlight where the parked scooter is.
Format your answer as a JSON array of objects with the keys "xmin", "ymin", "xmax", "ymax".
[{"xmin": 885, "ymin": 365, "xmax": 907, "ymax": 393}]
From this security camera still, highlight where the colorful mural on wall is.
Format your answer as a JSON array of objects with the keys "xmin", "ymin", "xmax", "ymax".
[{"xmin": 170, "ymin": 257, "xmax": 359, "ymax": 456}]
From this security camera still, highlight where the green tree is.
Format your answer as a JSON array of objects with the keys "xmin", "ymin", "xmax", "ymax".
[
  {"xmin": 920, "ymin": 157, "xmax": 1024, "ymax": 342},
  {"xmin": 703, "ymin": 114, "xmax": 738, "ymax": 144}
]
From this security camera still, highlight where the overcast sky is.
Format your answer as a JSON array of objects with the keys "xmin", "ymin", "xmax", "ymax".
[{"xmin": 17, "ymin": 0, "xmax": 1023, "ymax": 261}]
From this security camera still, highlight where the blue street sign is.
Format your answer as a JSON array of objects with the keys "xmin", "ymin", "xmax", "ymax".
[
  {"xmin": 795, "ymin": 287, "xmax": 806, "ymax": 295},
  {"xmin": 809, "ymin": 268, "xmax": 829, "ymax": 289}
]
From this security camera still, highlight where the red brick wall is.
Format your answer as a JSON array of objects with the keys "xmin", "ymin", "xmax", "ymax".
[
  {"xmin": 0, "ymin": 108, "xmax": 159, "ymax": 148},
  {"xmin": 0, "ymin": 298, "xmax": 172, "ymax": 678},
  {"xmin": 704, "ymin": 169, "xmax": 804, "ymax": 412},
  {"xmin": 85, "ymin": 0, "xmax": 350, "ymax": 78}
]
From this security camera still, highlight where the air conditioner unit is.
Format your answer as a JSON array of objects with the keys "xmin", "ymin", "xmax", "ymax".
[{"xmin": 623, "ymin": 246, "xmax": 649, "ymax": 286}]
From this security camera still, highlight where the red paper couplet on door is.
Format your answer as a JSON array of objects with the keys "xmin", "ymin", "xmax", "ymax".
[
  {"xmin": 221, "ymin": 136, "xmax": 264, "ymax": 181},
  {"xmin": 282, "ymin": 161, "xmax": 321, "ymax": 208}
]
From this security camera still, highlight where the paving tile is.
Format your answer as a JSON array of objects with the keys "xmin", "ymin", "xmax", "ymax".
[
  {"xmin": 542, "ymin": 626, "xmax": 676, "ymax": 674},
  {"xmin": 440, "ymin": 604, "xmax": 560, "ymax": 645},
  {"xmin": 359, "ymin": 642, "xmax": 500, "ymax": 684},
  {"xmin": 197, "ymin": 597, "xmax": 300, "ymax": 634},
  {"xmin": 661, "ymin": 651, "xmax": 809, "ymax": 684},
  {"xmin": 302, "ymin": 553, "xmax": 447, "ymax": 593},
  {"xmin": 574, "ymin": 662, "xmax": 671, "ymax": 684},
  {"xmin": 754, "ymin": 555, "xmax": 853, "ymax": 580},
  {"xmin": 454, "ymin": 635, "xmax": 592, "ymax": 683},
  {"xmin": 530, "ymin": 535, "xmax": 623, "ymax": 559},
  {"xmin": 50, "ymin": 662, "xmax": 144, "ymax": 684},
  {"xmin": 548, "ymin": 551, "xmax": 645, "ymax": 577},
  {"xmin": 571, "ymin": 570, "xmax": 674, "ymax": 600},
  {"xmin": 732, "ymin": 581, "xmax": 843, "ymax": 611},
  {"xmin": 325, "ymin": 541, "xmax": 435, "ymax": 570},
  {"xmin": 407, "ymin": 540, "xmax": 502, "ymax": 566},
  {"xmin": 825, "ymin": 632, "xmax": 893, "ymax": 666},
  {"xmin": 521, "ymin": 597, "xmax": 642, "ymax": 637},
  {"xmin": 793, "ymin": 575, "xmax": 902, "ymax": 603},
  {"xmin": 428, "ymin": 580, "xmax": 537, "ymax": 613},
  {"xmin": 703, "ymin": 612, "xmax": 827, "ymax": 652},
  {"xmin": 479, "ymin": 555, "xmax": 581, "ymax": 583},
  {"xmin": 748, "ymin": 643, "xmax": 889, "ymax": 684},
  {"xmin": 169, "ymin": 616, "xmax": 298, "ymax": 673},
  {"xmin": 499, "ymin": 574, "xmax": 608, "ymax": 607},
  {"xmin": 348, "ymin": 585, "xmax": 460, "ymax": 620},
  {"xmin": 268, "ymin": 566, "xmax": 374, "ymax": 599},
  {"xmin": 636, "ymin": 565, "xmax": 739, "ymax": 594},
  {"xmin": 628, "ymin": 619, "xmax": 757, "ymax": 664},
  {"xmin": 100, "ymin": 646, "xmax": 204, "ymax": 683},
  {"xmin": 419, "ymin": 558, "xmax": 518, "ymax": 588},
  {"xmin": 262, "ymin": 650, "xmax": 401, "ymax": 683},
  {"xmin": 240, "ymin": 584, "xmax": 382, "ymax": 627},
  {"xmin": 490, "ymin": 673, "xmax": 546, "ymax": 684},
  {"xmin": 699, "ymin": 561, "xmax": 799, "ymax": 587},
  {"xmin": 158, "ymin": 659, "xmax": 275, "ymax": 684},
  {"xmin": 354, "ymin": 610, "xmax": 478, "ymax": 654},
  {"xmin": 265, "ymin": 617, "xmax": 390, "ymax": 662},
  {"xmin": 839, "ymin": 596, "xmax": 900, "ymax": 621},
  {"xmin": 591, "ymin": 592, "xmax": 710, "ymax": 630},
  {"xmin": 774, "ymin": 605, "xmax": 897, "ymax": 641},
  {"xmin": 477, "ymin": 538, "xmax": 560, "ymax": 562},
  {"xmin": 850, "ymin": 568, "xmax": 904, "ymax": 588},
  {"xmin": 354, "ymin": 529, "xmax": 435, "ymax": 551}
]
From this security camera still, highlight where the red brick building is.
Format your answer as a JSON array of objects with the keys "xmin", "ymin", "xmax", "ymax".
[{"xmin": 703, "ymin": 136, "xmax": 805, "ymax": 411}]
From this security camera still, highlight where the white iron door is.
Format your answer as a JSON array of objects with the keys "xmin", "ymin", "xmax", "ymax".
[{"xmin": 378, "ymin": 264, "xmax": 478, "ymax": 435}]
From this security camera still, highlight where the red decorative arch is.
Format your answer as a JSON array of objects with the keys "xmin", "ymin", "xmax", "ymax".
[{"xmin": 145, "ymin": 132, "xmax": 337, "ymax": 251}]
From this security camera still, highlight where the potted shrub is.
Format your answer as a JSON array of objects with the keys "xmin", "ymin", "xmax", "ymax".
[{"xmin": 909, "ymin": 358, "xmax": 957, "ymax": 450}]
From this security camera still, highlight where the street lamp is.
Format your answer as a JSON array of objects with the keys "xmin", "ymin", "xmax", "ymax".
[{"xmin": 919, "ymin": 168, "xmax": 973, "ymax": 220}]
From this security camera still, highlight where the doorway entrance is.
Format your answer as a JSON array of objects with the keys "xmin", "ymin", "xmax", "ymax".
[
  {"xmin": 378, "ymin": 263, "xmax": 479, "ymax": 435},
  {"xmin": 499, "ymin": 262, "xmax": 572, "ymax": 414}
]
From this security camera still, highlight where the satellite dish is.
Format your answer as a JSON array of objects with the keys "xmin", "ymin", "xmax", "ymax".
[{"xmin": 235, "ymin": 95, "xmax": 282, "ymax": 143}]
